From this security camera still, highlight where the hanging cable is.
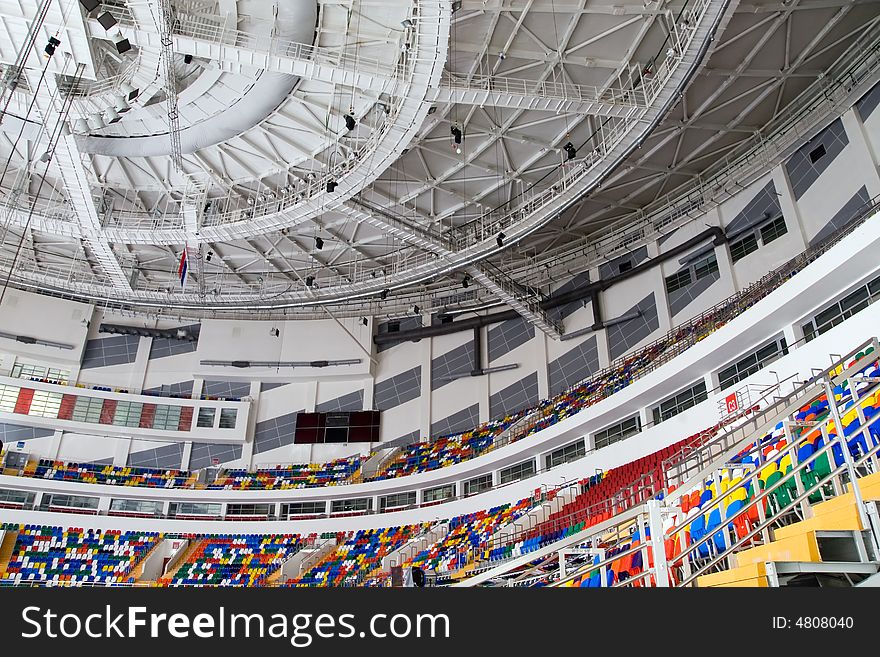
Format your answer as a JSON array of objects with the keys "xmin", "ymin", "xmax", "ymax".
[{"xmin": 0, "ymin": 62, "xmax": 83, "ymax": 306}]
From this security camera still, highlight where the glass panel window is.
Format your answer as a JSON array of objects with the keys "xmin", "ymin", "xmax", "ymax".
[
  {"xmin": 652, "ymin": 381, "xmax": 709, "ymax": 424},
  {"xmin": 0, "ymin": 384, "xmax": 20, "ymax": 413},
  {"xmin": 331, "ymin": 498, "xmax": 371, "ymax": 513},
  {"xmin": 693, "ymin": 254, "xmax": 719, "ymax": 280},
  {"xmin": 196, "ymin": 407, "xmax": 216, "ymax": 428},
  {"xmin": 379, "ymin": 491, "xmax": 417, "ymax": 511},
  {"xmin": 422, "ymin": 484, "xmax": 456, "ymax": 504},
  {"xmin": 499, "ymin": 459, "xmax": 536, "ymax": 485},
  {"xmin": 718, "ymin": 337, "xmax": 788, "ymax": 389},
  {"xmin": 665, "ymin": 269, "xmax": 692, "ymax": 294},
  {"xmin": 464, "ymin": 474, "xmax": 492, "ymax": 496},
  {"xmin": 546, "ymin": 441, "xmax": 586, "ymax": 469},
  {"xmin": 218, "ymin": 408, "xmax": 238, "ymax": 429},
  {"xmin": 730, "ymin": 232, "xmax": 759, "ymax": 264},
  {"xmin": 594, "ymin": 416, "xmax": 641, "ymax": 450},
  {"xmin": 281, "ymin": 501, "xmax": 326, "ymax": 517},
  {"xmin": 28, "ymin": 390, "xmax": 63, "ymax": 418},
  {"xmin": 760, "ymin": 216, "xmax": 788, "ymax": 245}
]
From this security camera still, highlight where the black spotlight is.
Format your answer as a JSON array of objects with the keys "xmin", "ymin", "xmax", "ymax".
[
  {"xmin": 44, "ymin": 36, "xmax": 60, "ymax": 57},
  {"xmin": 305, "ymin": 275, "xmax": 315, "ymax": 287},
  {"xmin": 326, "ymin": 180, "xmax": 338, "ymax": 193},
  {"xmin": 379, "ymin": 289, "xmax": 390, "ymax": 300},
  {"xmin": 496, "ymin": 232, "xmax": 505, "ymax": 248},
  {"xmin": 360, "ymin": 317, "xmax": 368, "ymax": 326},
  {"xmin": 315, "ymin": 236, "xmax": 324, "ymax": 250},
  {"xmin": 344, "ymin": 114, "xmax": 356, "ymax": 131},
  {"xmin": 205, "ymin": 251, "xmax": 213, "ymax": 262},
  {"xmin": 462, "ymin": 274, "xmax": 470, "ymax": 288},
  {"xmin": 183, "ymin": 54, "xmax": 193, "ymax": 64},
  {"xmin": 450, "ymin": 125, "xmax": 462, "ymax": 144},
  {"xmin": 564, "ymin": 142, "xmax": 577, "ymax": 160},
  {"xmin": 97, "ymin": 11, "xmax": 117, "ymax": 30},
  {"xmin": 79, "ymin": 0, "xmax": 100, "ymax": 12}
]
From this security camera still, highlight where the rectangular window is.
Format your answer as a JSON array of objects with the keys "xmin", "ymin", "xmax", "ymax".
[
  {"xmin": 226, "ymin": 503, "xmax": 273, "ymax": 518},
  {"xmin": 802, "ymin": 272, "xmax": 880, "ymax": 342},
  {"xmin": 152, "ymin": 405, "xmax": 182, "ymax": 431},
  {"xmin": 594, "ymin": 416, "xmax": 641, "ymax": 450},
  {"xmin": 331, "ymin": 498, "xmax": 372, "ymax": 514},
  {"xmin": 40, "ymin": 494, "xmax": 99, "ymax": 511},
  {"xmin": 0, "ymin": 489, "xmax": 35, "ymax": 507},
  {"xmin": 665, "ymin": 269, "xmax": 693, "ymax": 294},
  {"xmin": 729, "ymin": 232, "xmax": 759, "ymax": 264},
  {"xmin": 760, "ymin": 216, "xmax": 788, "ymax": 245},
  {"xmin": 652, "ymin": 380, "xmax": 709, "ymax": 425},
  {"xmin": 0, "ymin": 384, "xmax": 20, "ymax": 413},
  {"xmin": 499, "ymin": 459, "xmax": 536, "ymax": 485},
  {"xmin": 113, "ymin": 401, "xmax": 143, "ymax": 427},
  {"xmin": 422, "ymin": 484, "xmax": 456, "ymax": 504},
  {"xmin": 717, "ymin": 337, "xmax": 788, "ymax": 390},
  {"xmin": 379, "ymin": 491, "xmax": 417, "ymax": 512},
  {"xmin": 109, "ymin": 499, "xmax": 163, "ymax": 516},
  {"xmin": 27, "ymin": 390, "xmax": 63, "ymax": 418},
  {"xmin": 72, "ymin": 396, "xmax": 104, "ymax": 424},
  {"xmin": 809, "ymin": 143, "xmax": 826, "ymax": 164},
  {"xmin": 218, "ymin": 408, "xmax": 238, "ymax": 429},
  {"xmin": 464, "ymin": 474, "xmax": 493, "ymax": 496},
  {"xmin": 168, "ymin": 502, "xmax": 222, "ymax": 518},
  {"xmin": 546, "ymin": 440, "xmax": 587, "ymax": 469},
  {"xmin": 10, "ymin": 363, "xmax": 69, "ymax": 384},
  {"xmin": 693, "ymin": 254, "xmax": 719, "ymax": 281},
  {"xmin": 281, "ymin": 501, "xmax": 327, "ymax": 517},
  {"xmin": 196, "ymin": 407, "xmax": 216, "ymax": 428}
]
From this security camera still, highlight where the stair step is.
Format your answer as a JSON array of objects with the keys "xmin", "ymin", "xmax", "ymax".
[
  {"xmin": 697, "ymin": 562, "xmax": 770, "ymax": 588},
  {"xmin": 734, "ymin": 531, "xmax": 821, "ymax": 568},
  {"xmin": 775, "ymin": 501, "xmax": 864, "ymax": 540}
]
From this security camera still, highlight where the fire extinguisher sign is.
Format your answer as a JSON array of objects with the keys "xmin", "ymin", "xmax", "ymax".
[{"xmin": 725, "ymin": 392, "xmax": 740, "ymax": 414}]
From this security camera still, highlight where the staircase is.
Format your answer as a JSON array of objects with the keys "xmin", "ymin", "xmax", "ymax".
[
  {"xmin": 157, "ymin": 539, "xmax": 204, "ymax": 584},
  {"xmin": 0, "ymin": 530, "xmax": 19, "ymax": 577}
]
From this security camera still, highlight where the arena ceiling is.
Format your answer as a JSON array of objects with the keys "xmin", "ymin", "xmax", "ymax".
[{"xmin": 0, "ymin": 0, "xmax": 878, "ymax": 328}]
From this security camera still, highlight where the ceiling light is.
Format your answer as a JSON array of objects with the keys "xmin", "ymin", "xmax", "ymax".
[
  {"xmin": 305, "ymin": 275, "xmax": 315, "ymax": 287},
  {"xmin": 496, "ymin": 232, "xmax": 505, "ymax": 248},
  {"xmin": 462, "ymin": 275, "xmax": 470, "ymax": 288},
  {"xmin": 206, "ymin": 251, "xmax": 213, "ymax": 262},
  {"xmin": 39, "ymin": 151, "xmax": 51, "ymax": 163},
  {"xmin": 72, "ymin": 117, "xmax": 89, "ymax": 133},
  {"xmin": 360, "ymin": 317, "xmax": 368, "ymax": 326},
  {"xmin": 410, "ymin": 304, "xmax": 420, "ymax": 315},
  {"xmin": 380, "ymin": 289, "xmax": 389, "ymax": 300},
  {"xmin": 326, "ymin": 181, "xmax": 338, "ymax": 193},
  {"xmin": 564, "ymin": 142, "xmax": 577, "ymax": 160},
  {"xmin": 114, "ymin": 95, "xmax": 130, "ymax": 112},
  {"xmin": 344, "ymin": 114, "xmax": 356, "ymax": 131},
  {"xmin": 401, "ymin": 18, "xmax": 414, "ymax": 28},
  {"xmin": 79, "ymin": 0, "xmax": 100, "ymax": 12},
  {"xmin": 315, "ymin": 236, "xmax": 324, "ymax": 250},
  {"xmin": 450, "ymin": 125, "xmax": 462, "ymax": 144},
  {"xmin": 184, "ymin": 54, "xmax": 193, "ymax": 64},
  {"xmin": 451, "ymin": 0, "xmax": 462, "ymax": 12}
]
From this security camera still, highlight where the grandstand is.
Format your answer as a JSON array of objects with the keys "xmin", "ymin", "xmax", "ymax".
[{"xmin": 0, "ymin": 0, "xmax": 879, "ymax": 597}]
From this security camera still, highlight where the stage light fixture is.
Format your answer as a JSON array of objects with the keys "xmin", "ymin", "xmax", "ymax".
[
  {"xmin": 97, "ymin": 12, "xmax": 117, "ymax": 30},
  {"xmin": 326, "ymin": 181, "xmax": 338, "ymax": 192},
  {"xmin": 305, "ymin": 275, "xmax": 315, "ymax": 287},
  {"xmin": 315, "ymin": 237, "xmax": 324, "ymax": 250},
  {"xmin": 380, "ymin": 289, "xmax": 389, "ymax": 300},
  {"xmin": 564, "ymin": 142, "xmax": 577, "ymax": 160},
  {"xmin": 44, "ymin": 36, "xmax": 60, "ymax": 57},
  {"xmin": 496, "ymin": 232, "xmax": 505, "ymax": 248},
  {"xmin": 344, "ymin": 114, "xmax": 356, "ymax": 131},
  {"xmin": 451, "ymin": 125, "xmax": 462, "ymax": 144}
]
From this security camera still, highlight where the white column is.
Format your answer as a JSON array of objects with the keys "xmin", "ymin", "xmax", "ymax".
[
  {"xmin": 536, "ymin": 331, "xmax": 550, "ymax": 400},
  {"xmin": 842, "ymin": 108, "xmax": 880, "ymax": 196},
  {"xmin": 181, "ymin": 442, "xmax": 193, "ymax": 470},
  {"xmin": 420, "ymin": 336, "xmax": 432, "ymax": 439},
  {"xmin": 113, "ymin": 437, "xmax": 131, "ymax": 467},
  {"xmin": 240, "ymin": 381, "xmax": 260, "ymax": 469},
  {"xmin": 772, "ymin": 166, "xmax": 809, "ymax": 251},
  {"xmin": 478, "ymin": 326, "xmax": 490, "ymax": 423},
  {"xmin": 127, "ymin": 337, "xmax": 153, "ymax": 394},
  {"xmin": 647, "ymin": 240, "xmax": 673, "ymax": 333}
]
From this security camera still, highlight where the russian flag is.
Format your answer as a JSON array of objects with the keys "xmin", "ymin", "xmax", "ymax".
[{"xmin": 178, "ymin": 248, "xmax": 189, "ymax": 289}]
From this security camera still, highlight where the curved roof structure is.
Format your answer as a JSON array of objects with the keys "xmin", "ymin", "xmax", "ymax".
[{"xmin": 0, "ymin": 0, "xmax": 878, "ymax": 328}]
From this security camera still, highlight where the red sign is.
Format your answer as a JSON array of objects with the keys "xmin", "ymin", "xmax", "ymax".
[
  {"xmin": 725, "ymin": 392, "xmax": 740, "ymax": 414},
  {"xmin": 211, "ymin": 457, "xmax": 220, "ymax": 466}
]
